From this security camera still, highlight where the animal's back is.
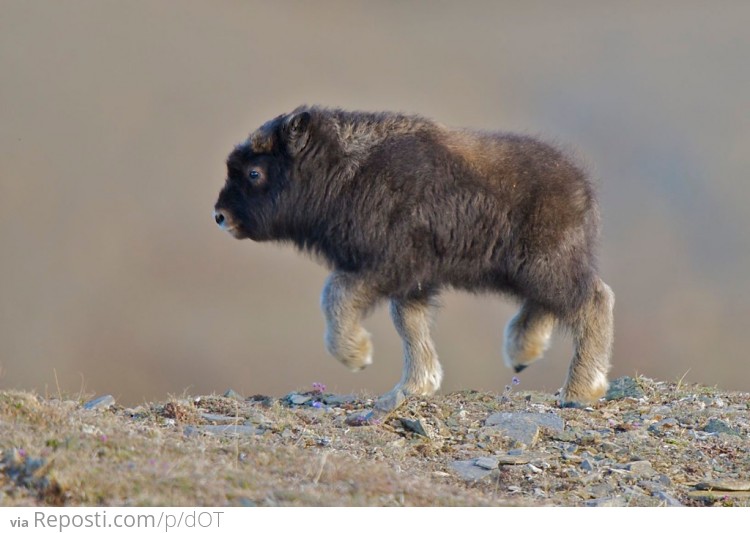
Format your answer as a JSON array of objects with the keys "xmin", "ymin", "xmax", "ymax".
[{"xmin": 345, "ymin": 120, "xmax": 599, "ymax": 310}]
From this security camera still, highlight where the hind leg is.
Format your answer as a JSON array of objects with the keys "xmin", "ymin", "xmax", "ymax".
[
  {"xmin": 503, "ymin": 301, "xmax": 556, "ymax": 372},
  {"xmin": 320, "ymin": 272, "xmax": 378, "ymax": 371},
  {"xmin": 560, "ymin": 278, "xmax": 615, "ymax": 407}
]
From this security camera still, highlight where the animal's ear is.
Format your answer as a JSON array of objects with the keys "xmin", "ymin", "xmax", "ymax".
[
  {"xmin": 287, "ymin": 111, "xmax": 311, "ymax": 134},
  {"xmin": 283, "ymin": 111, "xmax": 312, "ymax": 154}
]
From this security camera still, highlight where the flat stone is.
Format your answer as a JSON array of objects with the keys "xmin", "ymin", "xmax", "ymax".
[
  {"xmin": 474, "ymin": 456, "xmax": 499, "ymax": 470},
  {"xmin": 288, "ymin": 394, "xmax": 311, "ymax": 405},
  {"xmin": 702, "ymin": 419, "xmax": 740, "ymax": 436},
  {"xmin": 586, "ymin": 482, "xmax": 613, "ymax": 499},
  {"xmin": 449, "ymin": 460, "xmax": 495, "ymax": 481},
  {"xmin": 496, "ymin": 454, "xmax": 531, "ymax": 465},
  {"xmin": 83, "ymin": 395, "xmax": 115, "ymax": 410},
  {"xmin": 695, "ymin": 479, "xmax": 750, "ymax": 491},
  {"xmin": 184, "ymin": 424, "xmax": 263, "ymax": 437},
  {"xmin": 200, "ymin": 413, "xmax": 241, "ymax": 423},
  {"xmin": 688, "ymin": 490, "xmax": 750, "ymax": 502},
  {"xmin": 605, "ymin": 376, "xmax": 645, "ymax": 401},
  {"xmin": 485, "ymin": 412, "xmax": 564, "ymax": 446},
  {"xmin": 323, "ymin": 394, "xmax": 357, "ymax": 406},
  {"xmin": 626, "ymin": 460, "xmax": 656, "ymax": 477}
]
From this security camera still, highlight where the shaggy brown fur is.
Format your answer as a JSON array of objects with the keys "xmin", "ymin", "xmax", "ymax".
[{"xmin": 214, "ymin": 106, "xmax": 614, "ymax": 414}]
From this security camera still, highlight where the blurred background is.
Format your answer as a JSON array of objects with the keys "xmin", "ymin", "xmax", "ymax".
[{"xmin": 1, "ymin": 1, "xmax": 748, "ymax": 404}]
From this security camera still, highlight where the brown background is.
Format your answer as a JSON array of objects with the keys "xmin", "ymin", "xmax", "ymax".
[{"xmin": 2, "ymin": 1, "xmax": 749, "ymax": 404}]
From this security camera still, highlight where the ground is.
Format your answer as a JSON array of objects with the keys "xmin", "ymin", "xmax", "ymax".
[{"xmin": 1, "ymin": 376, "xmax": 748, "ymax": 506}]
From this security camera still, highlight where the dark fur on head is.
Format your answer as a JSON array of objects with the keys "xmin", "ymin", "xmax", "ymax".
[{"xmin": 215, "ymin": 106, "xmax": 614, "ymax": 411}]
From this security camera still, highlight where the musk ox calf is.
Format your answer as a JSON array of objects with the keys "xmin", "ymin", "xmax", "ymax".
[{"xmin": 214, "ymin": 105, "xmax": 614, "ymax": 418}]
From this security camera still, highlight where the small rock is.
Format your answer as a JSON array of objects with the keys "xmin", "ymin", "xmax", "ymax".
[
  {"xmin": 657, "ymin": 474, "xmax": 672, "ymax": 486},
  {"xmin": 654, "ymin": 490, "xmax": 683, "ymax": 507},
  {"xmin": 578, "ymin": 430, "xmax": 602, "ymax": 445},
  {"xmin": 400, "ymin": 418, "xmax": 430, "ymax": 438},
  {"xmin": 485, "ymin": 411, "xmax": 564, "ymax": 446},
  {"xmin": 287, "ymin": 394, "xmax": 312, "ymax": 405},
  {"xmin": 184, "ymin": 424, "xmax": 263, "ymax": 437},
  {"xmin": 474, "ymin": 457, "xmax": 499, "ymax": 470},
  {"xmin": 247, "ymin": 394, "xmax": 273, "ymax": 406},
  {"xmin": 605, "ymin": 376, "xmax": 645, "ymax": 401},
  {"xmin": 600, "ymin": 442, "xmax": 621, "ymax": 454},
  {"xmin": 580, "ymin": 459, "xmax": 595, "ymax": 472},
  {"xmin": 702, "ymin": 419, "xmax": 740, "ymax": 436},
  {"xmin": 223, "ymin": 389, "xmax": 245, "ymax": 401},
  {"xmin": 526, "ymin": 463, "xmax": 543, "ymax": 474},
  {"xmin": 626, "ymin": 460, "xmax": 656, "ymax": 477},
  {"xmin": 553, "ymin": 430, "xmax": 579, "ymax": 443},
  {"xmin": 83, "ymin": 395, "xmax": 115, "ymax": 410},
  {"xmin": 450, "ymin": 460, "xmax": 495, "ymax": 481}
]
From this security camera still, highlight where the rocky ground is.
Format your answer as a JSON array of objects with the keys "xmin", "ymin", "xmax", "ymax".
[{"xmin": 1, "ymin": 376, "xmax": 749, "ymax": 506}]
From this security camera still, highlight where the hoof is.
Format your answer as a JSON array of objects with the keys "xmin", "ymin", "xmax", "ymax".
[{"xmin": 513, "ymin": 363, "xmax": 528, "ymax": 373}]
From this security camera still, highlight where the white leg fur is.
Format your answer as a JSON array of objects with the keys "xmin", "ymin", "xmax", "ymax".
[
  {"xmin": 320, "ymin": 272, "xmax": 377, "ymax": 371},
  {"xmin": 503, "ymin": 302, "xmax": 556, "ymax": 371},
  {"xmin": 560, "ymin": 278, "xmax": 615, "ymax": 406},
  {"xmin": 389, "ymin": 297, "xmax": 443, "ymax": 396}
]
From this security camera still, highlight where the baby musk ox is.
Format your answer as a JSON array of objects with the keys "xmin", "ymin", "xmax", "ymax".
[{"xmin": 214, "ymin": 105, "xmax": 614, "ymax": 419}]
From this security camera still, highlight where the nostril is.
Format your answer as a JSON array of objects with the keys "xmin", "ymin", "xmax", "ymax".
[{"xmin": 214, "ymin": 211, "xmax": 225, "ymax": 225}]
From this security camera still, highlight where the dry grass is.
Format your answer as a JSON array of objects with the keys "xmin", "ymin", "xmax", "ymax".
[{"xmin": 1, "ymin": 379, "xmax": 748, "ymax": 506}]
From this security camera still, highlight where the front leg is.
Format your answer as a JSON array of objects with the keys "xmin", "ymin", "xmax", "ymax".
[
  {"xmin": 320, "ymin": 272, "xmax": 378, "ymax": 371},
  {"xmin": 360, "ymin": 295, "xmax": 443, "ymax": 423},
  {"xmin": 389, "ymin": 295, "xmax": 443, "ymax": 396}
]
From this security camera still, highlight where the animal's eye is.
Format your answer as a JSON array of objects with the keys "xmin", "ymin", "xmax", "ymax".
[{"xmin": 249, "ymin": 169, "xmax": 261, "ymax": 180}]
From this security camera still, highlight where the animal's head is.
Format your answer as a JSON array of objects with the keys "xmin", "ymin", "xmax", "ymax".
[{"xmin": 213, "ymin": 108, "xmax": 312, "ymax": 241}]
